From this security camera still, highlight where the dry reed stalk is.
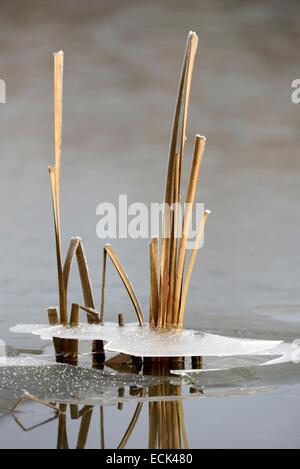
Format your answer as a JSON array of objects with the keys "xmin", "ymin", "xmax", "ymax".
[
  {"xmin": 100, "ymin": 247, "xmax": 107, "ymax": 323},
  {"xmin": 70, "ymin": 405, "xmax": 79, "ymax": 420},
  {"xmin": 149, "ymin": 238, "xmax": 159, "ymax": 327},
  {"xmin": 118, "ymin": 387, "xmax": 125, "ymax": 411},
  {"xmin": 78, "ymin": 405, "xmax": 94, "ymax": 418},
  {"xmin": 49, "ymin": 51, "xmax": 66, "ymax": 325},
  {"xmin": 167, "ymin": 153, "xmax": 180, "ymax": 326},
  {"xmin": 11, "ymin": 393, "xmax": 58, "ymax": 414},
  {"xmin": 53, "ymin": 51, "xmax": 63, "ymax": 210},
  {"xmin": 47, "ymin": 307, "xmax": 62, "ymax": 355},
  {"xmin": 79, "ymin": 305, "xmax": 100, "ymax": 324},
  {"xmin": 49, "ymin": 166, "xmax": 67, "ymax": 324},
  {"xmin": 117, "ymin": 398, "xmax": 144, "ymax": 449},
  {"xmin": 104, "ymin": 353, "xmax": 131, "ymax": 371},
  {"xmin": 69, "ymin": 303, "xmax": 79, "ymax": 362},
  {"xmin": 77, "ymin": 407, "xmax": 93, "ymax": 449},
  {"xmin": 174, "ymin": 135, "xmax": 206, "ymax": 324},
  {"xmin": 192, "ymin": 355, "xmax": 203, "ymax": 369},
  {"xmin": 177, "ymin": 401, "xmax": 189, "ymax": 449},
  {"xmin": 63, "ymin": 237, "xmax": 80, "ymax": 293},
  {"xmin": 76, "ymin": 241, "xmax": 95, "ymax": 314},
  {"xmin": 100, "ymin": 406, "xmax": 105, "ymax": 449},
  {"xmin": 160, "ymin": 400, "xmax": 168, "ymax": 448},
  {"xmin": 118, "ymin": 313, "xmax": 125, "ymax": 326},
  {"xmin": 57, "ymin": 404, "xmax": 69, "ymax": 450},
  {"xmin": 148, "ymin": 402, "xmax": 158, "ymax": 448},
  {"xmin": 171, "ymin": 402, "xmax": 181, "ymax": 448},
  {"xmin": 159, "ymin": 32, "xmax": 198, "ymax": 328},
  {"xmin": 101, "ymin": 245, "xmax": 144, "ymax": 326},
  {"xmin": 63, "ymin": 236, "xmax": 103, "ymax": 357},
  {"xmin": 178, "ymin": 209, "xmax": 210, "ymax": 326},
  {"xmin": 12, "ymin": 412, "xmax": 58, "ymax": 433}
]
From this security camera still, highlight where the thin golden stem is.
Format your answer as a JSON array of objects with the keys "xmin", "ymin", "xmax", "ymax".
[
  {"xmin": 76, "ymin": 407, "xmax": 93, "ymax": 449},
  {"xmin": 178, "ymin": 209, "xmax": 210, "ymax": 326},
  {"xmin": 49, "ymin": 166, "xmax": 67, "ymax": 324},
  {"xmin": 167, "ymin": 153, "xmax": 180, "ymax": 326},
  {"xmin": 100, "ymin": 247, "xmax": 107, "ymax": 324},
  {"xmin": 117, "ymin": 400, "xmax": 144, "ymax": 449},
  {"xmin": 48, "ymin": 307, "xmax": 61, "ymax": 355},
  {"xmin": 53, "ymin": 50, "xmax": 64, "ymax": 222},
  {"xmin": 150, "ymin": 238, "xmax": 159, "ymax": 327},
  {"xmin": 76, "ymin": 240, "xmax": 95, "ymax": 313},
  {"xmin": 103, "ymin": 244, "xmax": 144, "ymax": 326},
  {"xmin": 63, "ymin": 237, "xmax": 81, "ymax": 292},
  {"xmin": 159, "ymin": 32, "xmax": 198, "ymax": 327},
  {"xmin": 174, "ymin": 135, "xmax": 206, "ymax": 324}
]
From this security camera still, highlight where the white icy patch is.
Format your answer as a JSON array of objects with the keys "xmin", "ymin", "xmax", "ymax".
[
  {"xmin": 10, "ymin": 322, "xmax": 282, "ymax": 358},
  {"xmin": 0, "ymin": 355, "xmax": 54, "ymax": 367},
  {"xmin": 0, "ymin": 364, "xmax": 182, "ymax": 405},
  {"xmin": 171, "ymin": 362, "xmax": 300, "ymax": 391}
]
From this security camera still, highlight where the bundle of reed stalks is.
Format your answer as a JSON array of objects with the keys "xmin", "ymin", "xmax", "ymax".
[
  {"xmin": 100, "ymin": 32, "xmax": 210, "ymax": 331},
  {"xmin": 48, "ymin": 32, "xmax": 210, "ymax": 355},
  {"xmin": 149, "ymin": 31, "xmax": 210, "ymax": 329}
]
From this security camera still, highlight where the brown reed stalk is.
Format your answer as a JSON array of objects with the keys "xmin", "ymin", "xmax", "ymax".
[
  {"xmin": 178, "ymin": 209, "xmax": 210, "ymax": 326},
  {"xmin": 150, "ymin": 238, "xmax": 159, "ymax": 327},
  {"xmin": 70, "ymin": 405, "xmax": 79, "ymax": 420},
  {"xmin": 49, "ymin": 166, "xmax": 67, "ymax": 324},
  {"xmin": 167, "ymin": 153, "xmax": 180, "ymax": 326},
  {"xmin": 148, "ymin": 402, "xmax": 158, "ymax": 448},
  {"xmin": 47, "ymin": 307, "xmax": 61, "ymax": 355},
  {"xmin": 173, "ymin": 135, "xmax": 206, "ymax": 324},
  {"xmin": 63, "ymin": 237, "xmax": 80, "ymax": 293},
  {"xmin": 77, "ymin": 407, "xmax": 93, "ymax": 449},
  {"xmin": 76, "ymin": 241, "xmax": 95, "ymax": 314},
  {"xmin": 100, "ymin": 247, "xmax": 107, "ymax": 323},
  {"xmin": 49, "ymin": 51, "xmax": 67, "ymax": 325},
  {"xmin": 117, "ymin": 398, "xmax": 144, "ymax": 449},
  {"xmin": 57, "ymin": 404, "xmax": 69, "ymax": 449},
  {"xmin": 79, "ymin": 305, "xmax": 100, "ymax": 323},
  {"xmin": 159, "ymin": 32, "xmax": 198, "ymax": 328},
  {"xmin": 69, "ymin": 303, "xmax": 79, "ymax": 362},
  {"xmin": 177, "ymin": 401, "xmax": 189, "ymax": 449},
  {"xmin": 100, "ymin": 406, "xmax": 105, "ymax": 449},
  {"xmin": 11, "ymin": 393, "xmax": 58, "ymax": 413},
  {"xmin": 118, "ymin": 313, "xmax": 125, "ymax": 326},
  {"xmin": 100, "ymin": 245, "xmax": 144, "ymax": 326}
]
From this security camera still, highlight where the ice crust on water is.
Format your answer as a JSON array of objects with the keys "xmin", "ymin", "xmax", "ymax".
[
  {"xmin": 10, "ymin": 322, "xmax": 283, "ymax": 358},
  {"xmin": 0, "ymin": 364, "xmax": 181, "ymax": 406},
  {"xmin": 172, "ymin": 362, "xmax": 300, "ymax": 391},
  {"xmin": 0, "ymin": 355, "xmax": 54, "ymax": 367}
]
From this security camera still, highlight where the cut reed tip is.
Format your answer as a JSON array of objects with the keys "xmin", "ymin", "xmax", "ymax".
[
  {"xmin": 54, "ymin": 50, "xmax": 64, "ymax": 57},
  {"xmin": 71, "ymin": 236, "xmax": 82, "ymax": 241},
  {"xmin": 195, "ymin": 134, "xmax": 206, "ymax": 142},
  {"xmin": 188, "ymin": 31, "xmax": 198, "ymax": 40},
  {"xmin": 204, "ymin": 209, "xmax": 211, "ymax": 215}
]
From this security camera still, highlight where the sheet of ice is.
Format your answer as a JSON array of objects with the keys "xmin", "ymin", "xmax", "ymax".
[
  {"xmin": 0, "ymin": 355, "xmax": 55, "ymax": 367},
  {"xmin": 0, "ymin": 364, "xmax": 182, "ymax": 406},
  {"xmin": 10, "ymin": 322, "xmax": 282, "ymax": 358},
  {"xmin": 172, "ymin": 362, "xmax": 300, "ymax": 390}
]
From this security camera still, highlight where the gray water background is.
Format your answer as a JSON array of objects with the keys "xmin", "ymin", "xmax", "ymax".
[{"xmin": 0, "ymin": 0, "xmax": 300, "ymax": 448}]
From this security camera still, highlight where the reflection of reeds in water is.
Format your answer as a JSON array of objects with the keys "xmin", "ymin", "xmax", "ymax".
[
  {"xmin": 148, "ymin": 392, "xmax": 188, "ymax": 449},
  {"xmin": 11, "ymin": 368, "xmax": 198, "ymax": 449}
]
